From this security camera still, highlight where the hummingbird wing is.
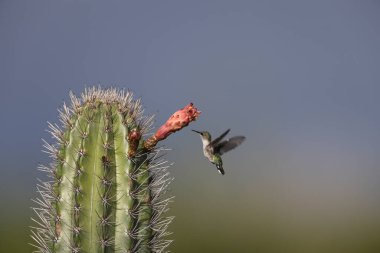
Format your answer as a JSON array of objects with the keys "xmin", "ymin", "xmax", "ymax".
[
  {"xmin": 215, "ymin": 136, "xmax": 245, "ymax": 155},
  {"xmin": 210, "ymin": 129, "xmax": 230, "ymax": 146}
]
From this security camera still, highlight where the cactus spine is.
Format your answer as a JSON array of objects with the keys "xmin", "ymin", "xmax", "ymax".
[{"xmin": 31, "ymin": 87, "xmax": 200, "ymax": 253}]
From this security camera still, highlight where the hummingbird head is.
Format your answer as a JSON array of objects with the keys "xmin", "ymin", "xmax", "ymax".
[{"xmin": 192, "ymin": 130, "xmax": 211, "ymax": 142}]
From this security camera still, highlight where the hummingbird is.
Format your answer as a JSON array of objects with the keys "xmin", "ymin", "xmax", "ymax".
[{"xmin": 192, "ymin": 129, "xmax": 245, "ymax": 175}]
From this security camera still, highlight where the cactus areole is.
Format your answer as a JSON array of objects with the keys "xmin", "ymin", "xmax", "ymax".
[{"xmin": 31, "ymin": 87, "xmax": 200, "ymax": 253}]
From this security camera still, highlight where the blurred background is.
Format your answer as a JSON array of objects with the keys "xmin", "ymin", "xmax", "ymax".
[{"xmin": 1, "ymin": 1, "xmax": 379, "ymax": 252}]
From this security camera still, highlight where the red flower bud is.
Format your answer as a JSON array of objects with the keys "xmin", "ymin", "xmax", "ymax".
[{"xmin": 144, "ymin": 103, "xmax": 201, "ymax": 150}]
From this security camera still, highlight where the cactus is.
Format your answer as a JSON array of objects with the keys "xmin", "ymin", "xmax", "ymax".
[{"xmin": 31, "ymin": 87, "xmax": 200, "ymax": 253}]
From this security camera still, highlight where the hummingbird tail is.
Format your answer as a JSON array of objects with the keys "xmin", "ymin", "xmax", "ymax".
[{"xmin": 216, "ymin": 164, "xmax": 225, "ymax": 175}]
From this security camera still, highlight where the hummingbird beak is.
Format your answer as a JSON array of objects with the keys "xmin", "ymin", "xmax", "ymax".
[{"xmin": 192, "ymin": 130, "xmax": 202, "ymax": 134}]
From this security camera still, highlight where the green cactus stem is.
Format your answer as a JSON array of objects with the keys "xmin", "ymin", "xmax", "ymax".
[{"xmin": 31, "ymin": 87, "xmax": 200, "ymax": 253}]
